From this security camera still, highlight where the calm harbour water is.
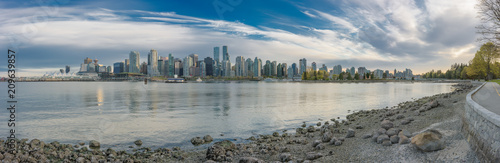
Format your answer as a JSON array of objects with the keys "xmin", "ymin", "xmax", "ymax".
[{"xmin": 0, "ymin": 81, "xmax": 454, "ymax": 150}]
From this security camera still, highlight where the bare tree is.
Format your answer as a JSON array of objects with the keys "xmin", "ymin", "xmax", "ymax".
[{"xmin": 477, "ymin": 0, "xmax": 500, "ymax": 45}]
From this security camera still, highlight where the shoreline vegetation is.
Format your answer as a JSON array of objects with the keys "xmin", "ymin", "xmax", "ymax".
[{"xmin": 0, "ymin": 81, "xmax": 480, "ymax": 162}]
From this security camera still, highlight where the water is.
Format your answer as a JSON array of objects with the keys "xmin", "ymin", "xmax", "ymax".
[{"xmin": 0, "ymin": 81, "xmax": 453, "ymax": 150}]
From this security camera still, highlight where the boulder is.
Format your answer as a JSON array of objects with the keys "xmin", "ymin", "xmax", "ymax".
[
  {"xmin": 214, "ymin": 140, "xmax": 236, "ymax": 151},
  {"xmin": 317, "ymin": 122, "xmax": 321, "ymax": 126},
  {"xmin": 399, "ymin": 130, "xmax": 412, "ymax": 138},
  {"xmin": 390, "ymin": 135, "xmax": 399, "ymax": 144},
  {"xmin": 89, "ymin": 140, "xmax": 100, "ymax": 148},
  {"xmin": 191, "ymin": 137, "xmax": 204, "ymax": 146},
  {"xmin": 411, "ymin": 130, "xmax": 445, "ymax": 152},
  {"xmin": 382, "ymin": 140, "xmax": 392, "ymax": 146},
  {"xmin": 345, "ymin": 128, "xmax": 355, "ymax": 138},
  {"xmin": 399, "ymin": 135, "xmax": 410, "ymax": 144},
  {"xmin": 206, "ymin": 145, "xmax": 226, "ymax": 161},
  {"xmin": 322, "ymin": 132, "xmax": 332, "ymax": 142},
  {"xmin": 362, "ymin": 133, "xmax": 373, "ymax": 139},
  {"xmin": 334, "ymin": 140, "xmax": 342, "ymax": 146},
  {"xmin": 377, "ymin": 135, "xmax": 390, "ymax": 144},
  {"xmin": 381, "ymin": 120, "xmax": 394, "ymax": 130},
  {"xmin": 386, "ymin": 128, "xmax": 400, "ymax": 137},
  {"xmin": 239, "ymin": 157, "xmax": 265, "ymax": 163},
  {"xmin": 306, "ymin": 152, "xmax": 323, "ymax": 160},
  {"xmin": 315, "ymin": 143, "xmax": 325, "ymax": 150},
  {"xmin": 307, "ymin": 126, "xmax": 315, "ymax": 132},
  {"xmin": 279, "ymin": 153, "xmax": 292, "ymax": 162},
  {"xmin": 377, "ymin": 128, "xmax": 387, "ymax": 135},
  {"xmin": 134, "ymin": 140, "xmax": 143, "ymax": 146},
  {"xmin": 401, "ymin": 119, "xmax": 411, "ymax": 125},
  {"xmin": 312, "ymin": 140, "xmax": 321, "ymax": 147},
  {"xmin": 372, "ymin": 133, "xmax": 380, "ymax": 143},
  {"xmin": 204, "ymin": 135, "xmax": 214, "ymax": 142}
]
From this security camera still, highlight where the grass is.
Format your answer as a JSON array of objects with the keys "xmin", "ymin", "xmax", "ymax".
[{"xmin": 491, "ymin": 79, "xmax": 500, "ymax": 85}]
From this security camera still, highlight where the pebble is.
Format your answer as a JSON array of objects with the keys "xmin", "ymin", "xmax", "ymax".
[
  {"xmin": 362, "ymin": 133, "xmax": 373, "ymax": 139},
  {"xmin": 279, "ymin": 153, "xmax": 292, "ymax": 162},
  {"xmin": 377, "ymin": 135, "xmax": 390, "ymax": 144},
  {"xmin": 381, "ymin": 120, "xmax": 394, "ymax": 130},
  {"xmin": 345, "ymin": 128, "xmax": 355, "ymax": 138},
  {"xmin": 134, "ymin": 140, "xmax": 143, "ymax": 146}
]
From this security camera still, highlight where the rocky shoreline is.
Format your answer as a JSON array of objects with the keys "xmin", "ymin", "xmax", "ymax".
[{"xmin": 0, "ymin": 82, "xmax": 479, "ymax": 162}]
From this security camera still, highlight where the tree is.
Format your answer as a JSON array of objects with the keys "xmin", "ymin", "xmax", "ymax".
[
  {"xmin": 477, "ymin": 0, "xmax": 500, "ymax": 45},
  {"xmin": 468, "ymin": 42, "xmax": 499, "ymax": 80},
  {"xmin": 354, "ymin": 73, "xmax": 359, "ymax": 80},
  {"xmin": 365, "ymin": 73, "xmax": 370, "ymax": 79},
  {"xmin": 338, "ymin": 72, "xmax": 344, "ymax": 80},
  {"xmin": 347, "ymin": 73, "xmax": 352, "ymax": 80},
  {"xmin": 462, "ymin": 67, "xmax": 469, "ymax": 79},
  {"xmin": 302, "ymin": 71, "xmax": 307, "ymax": 80}
]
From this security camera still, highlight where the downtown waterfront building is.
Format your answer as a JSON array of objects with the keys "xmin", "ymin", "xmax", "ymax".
[{"xmin": 129, "ymin": 51, "xmax": 140, "ymax": 73}]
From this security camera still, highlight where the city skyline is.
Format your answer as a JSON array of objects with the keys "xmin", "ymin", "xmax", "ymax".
[{"xmin": 0, "ymin": 0, "xmax": 480, "ymax": 77}]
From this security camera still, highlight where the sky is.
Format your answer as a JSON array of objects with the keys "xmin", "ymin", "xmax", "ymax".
[{"xmin": 0, "ymin": 0, "xmax": 482, "ymax": 76}]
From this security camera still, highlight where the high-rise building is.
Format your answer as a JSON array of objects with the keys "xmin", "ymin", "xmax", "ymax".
[
  {"xmin": 204, "ymin": 57, "xmax": 214, "ymax": 76},
  {"xmin": 245, "ymin": 58, "xmax": 253, "ymax": 77},
  {"xmin": 124, "ymin": 59, "xmax": 129, "ymax": 72},
  {"xmin": 222, "ymin": 45, "xmax": 229, "ymax": 61},
  {"xmin": 235, "ymin": 56, "xmax": 245, "ymax": 76},
  {"xmin": 312, "ymin": 62, "xmax": 317, "ymax": 71},
  {"xmin": 113, "ymin": 62, "xmax": 124, "ymax": 74},
  {"xmin": 264, "ymin": 60, "xmax": 271, "ymax": 76},
  {"xmin": 350, "ymin": 67, "xmax": 355, "ymax": 75},
  {"xmin": 271, "ymin": 61, "xmax": 277, "ymax": 76},
  {"xmin": 158, "ymin": 59, "xmax": 165, "ymax": 76},
  {"xmin": 319, "ymin": 64, "xmax": 327, "ymax": 71},
  {"xmin": 140, "ymin": 62, "xmax": 148, "ymax": 74},
  {"xmin": 168, "ymin": 54, "xmax": 174, "ymax": 77},
  {"xmin": 299, "ymin": 58, "xmax": 307, "ymax": 76},
  {"xmin": 200, "ymin": 62, "xmax": 206, "ymax": 77},
  {"xmin": 189, "ymin": 54, "xmax": 198, "ymax": 67},
  {"xmin": 129, "ymin": 51, "xmax": 140, "ymax": 73},
  {"xmin": 277, "ymin": 63, "xmax": 282, "ymax": 77},
  {"xmin": 147, "ymin": 49, "xmax": 159, "ymax": 76},
  {"xmin": 291, "ymin": 63, "xmax": 297, "ymax": 76},
  {"xmin": 358, "ymin": 67, "xmax": 367, "ymax": 78},
  {"xmin": 107, "ymin": 66, "xmax": 112, "ymax": 73},
  {"xmin": 65, "ymin": 65, "xmax": 70, "ymax": 74},
  {"xmin": 282, "ymin": 63, "xmax": 287, "ymax": 78},
  {"xmin": 59, "ymin": 69, "xmax": 64, "ymax": 74},
  {"xmin": 253, "ymin": 57, "xmax": 261, "ymax": 77},
  {"xmin": 174, "ymin": 58, "xmax": 182, "ymax": 76},
  {"xmin": 288, "ymin": 66, "xmax": 293, "ymax": 79},
  {"xmin": 183, "ymin": 56, "xmax": 193, "ymax": 77},
  {"xmin": 214, "ymin": 47, "xmax": 220, "ymax": 65}
]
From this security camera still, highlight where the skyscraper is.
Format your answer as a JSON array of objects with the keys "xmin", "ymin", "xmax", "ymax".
[
  {"xmin": 204, "ymin": 57, "xmax": 214, "ymax": 76},
  {"xmin": 245, "ymin": 58, "xmax": 253, "ymax": 77},
  {"xmin": 189, "ymin": 54, "xmax": 198, "ymax": 67},
  {"xmin": 84, "ymin": 57, "xmax": 92, "ymax": 64},
  {"xmin": 271, "ymin": 61, "xmax": 277, "ymax": 76},
  {"xmin": 200, "ymin": 62, "xmax": 206, "ymax": 77},
  {"xmin": 312, "ymin": 62, "xmax": 317, "ymax": 71},
  {"xmin": 299, "ymin": 58, "xmax": 307, "ymax": 76},
  {"xmin": 65, "ymin": 65, "xmax": 70, "ymax": 74},
  {"xmin": 147, "ymin": 49, "xmax": 159, "ymax": 76},
  {"xmin": 235, "ymin": 56, "xmax": 245, "ymax": 76},
  {"xmin": 222, "ymin": 45, "xmax": 229, "ymax": 61},
  {"xmin": 124, "ymin": 59, "xmax": 129, "ymax": 72},
  {"xmin": 333, "ymin": 65, "xmax": 342, "ymax": 75},
  {"xmin": 350, "ymin": 67, "xmax": 355, "ymax": 75},
  {"xmin": 140, "ymin": 62, "xmax": 148, "ymax": 74},
  {"xmin": 291, "ymin": 63, "xmax": 297, "ymax": 76},
  {"xmin": 168, "ymin": 53, "xmax": 174, "ymax": 77},
  {"xmin": 129, "ymin": 51, "xmax": 140, "ymax": 73},
  {"xmin": 253, "ymin": 57, "xmax": 261, "ymax": 77},
  {"xmin": 113, "ymin": 62, "xmax": 124, "ymax": 74},
  {"xmin": 213, "ymin": 47, "xmax": 220, "ymax": 65}
]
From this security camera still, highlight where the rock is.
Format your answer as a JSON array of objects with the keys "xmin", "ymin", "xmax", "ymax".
[
  {"xmin": 355, "ymin": 125, "xmax": 363, "ymax": 129},
  {"xmin": 317, "ymin": 122, "xmax": 321, "ymax": 126},
  {"xmin": 206, "ymin": 145, "xmax": 226, "ymax": 161},
  {"xmin": 396, "ymin": 114, "xmax": 405, "ymax": 119},
  {"xmin": 78, "ymin": 142, "xmax": 85, "ymax": 146},
  {"xmin": 381, "ymin": 120, "xmax": 394, "ymax": 130},
  {"xmin": 76, "ymin": 157, "xmax": 85, "ymax": 163},
  {"xmin": 377, "ymin": 135, "xmax": 390, "ymax": 144},
  {"xmin": 399, "ymin": 130, "xmax": 412, "ymax": 138},
  {"xmin": 386, "ymin": 128, "xmax": 400, "ymax": 137},
  {"xmin": 372, "ymin": 133, "xmax": 380, "ymax": 143},
  {"xmin": 30, "ymin": 139, "xmax": 44, "ymax": 148},
  {"xmin": 315, "ymin": 143, "xmax": 325, "ymax": 150},
  {"xmin": 306, "ymin": 152, "xmax": 323, "ymax": 160},
  {"xmin": 239, "ymin": 157, "xmax": 265, "ymax": 163},
  {"xmin": 273, "ymin": 132, "xmax": 279, "ymax": 137},
  {"xmin": 306, "ymin": 133, "xmax": 314, "ymax": 138},
  {"xmin": 134, "ymin": 140, "xmax": 143, "ymax": 146},
  {"xmin": 322, "ymin": 132, "xmax": 332, "ymax": 142},
  {"xmin": 430, "ymin": 100, "xmax": 439, "ymax": 108},
  {"xmin": 204, "ymin": 135, "xmax": 214, "ymax": 142},
  {"xmin": 307, "ymin": 126, "xmax": 315, "ymax": 132},
  {"xmin": 390, "ymin": 135, "xmax": 399, "ymax": 144},
  {"xmin": 279, "ymin": 153, "xmax": 292, "ymax": 162},
  {"xmin": 173, "ymin": 146, "xmax": 181, "ymax": 151},
  {"xmin": 334, "ymin": 140, "xmax": 342, "ymax": 146},
  {"xmin": 89, "ymin": 140, "xmax": 100, "ymax": 148},
  {"xmin": 362, "ymin": 133, "xmax": 372, "ymax": 139},
  {"xmin": 382, "ymin": 140, "xmax": 392, "ymax": 146},
  {"xmin": 377, "ymin": 128, "xmax": 387, "ymax": 135},
  {"xmin": 214, "ymin": 140, "xmax": 236, "ymax": 151},
  {"xmin": 401, "ymin": 119, "xmax": 411, "ymax": 125},
  {"xmin": 329, "ymin": 137, "xmax": 337, "ymax": 145},
  {"xmin": 338, "ymin": 137, "xmax": 345, "ymax": 142},
  {"xmin": 411, "ymin": 130, "xmax": 445, "ymax": 152},
  {"xmin": 312, "ymin": 140, "xmax": 321, "ymax": 147},
  {"xmin": 345, "ymin": 128, "xmax": 355, "ymax": 138},
  {"xmin": 302, "ymin": 123, "xmax": 307, "ymax": 128},
  {"xmin": 399, "ymin": 135, "xmax": 410, "ymax": 144}
]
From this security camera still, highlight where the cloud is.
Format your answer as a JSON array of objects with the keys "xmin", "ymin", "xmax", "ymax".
[{"xmin": 0, "ymin": 0, "xmax": 481, "ymax": 77}]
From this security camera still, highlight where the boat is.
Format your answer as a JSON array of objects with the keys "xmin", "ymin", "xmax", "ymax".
[{"xmin": 196, "ymin": 77, "xmax": 203, "ymax": 82}]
